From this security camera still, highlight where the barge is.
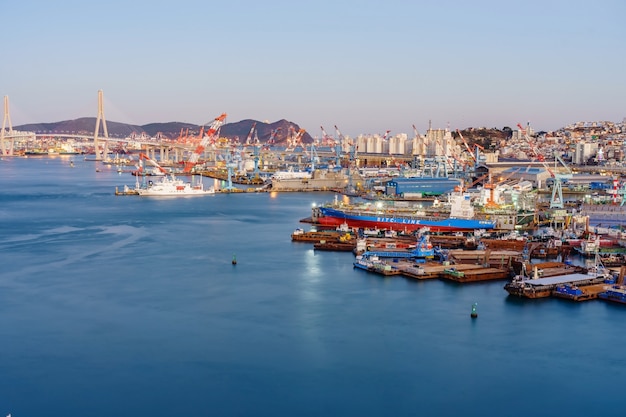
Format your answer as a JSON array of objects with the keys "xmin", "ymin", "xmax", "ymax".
[
  {"xmin": 505, "ymin": 272, "xmax": 611, "ymax": 299},
  {"xmin": 598, "ymin": 286, "xmax": 626, "ymax": 305}
]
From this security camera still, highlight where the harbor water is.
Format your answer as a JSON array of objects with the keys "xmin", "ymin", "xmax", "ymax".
[{"xmin": 1, "ymin": 156, "xmax": 625, "ymax": 417}]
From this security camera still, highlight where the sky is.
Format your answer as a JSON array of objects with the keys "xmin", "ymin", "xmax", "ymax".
[{"xmin": 2, "ymin": 0, "xmax": 625, "ymax": 137}]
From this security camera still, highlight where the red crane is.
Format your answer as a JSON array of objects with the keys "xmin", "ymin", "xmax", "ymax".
[
  {"xmin": 456, "ymin": 129, "xmax": 476, "ymax": 163},
  {"xmin": 183, "ymin": 113, "xmax": 227, "ymax": 173},
  {"xmin": 137, "ymin": 153, "xmax": 169, "ymax": 175},
  {"xmin": 412, "ymin": 124, "xmax": 419, "ymax": 138},
  {"xmin": 320, "ymin": 126, "xmax": 335, "ymax": 147},
  {"xmin": 286, "ymin": 128, "xmax": 306, "ymax": 152},
  {"xmin": 245, "ymin": 122, "xmax": 257, "ymax": 145}
]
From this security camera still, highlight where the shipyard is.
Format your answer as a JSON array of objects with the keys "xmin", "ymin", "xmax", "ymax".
[
  {"xmin": 4, "ymin": 93, "xmax": 626, "ymax": 307},
  {"xmin": 5, "ymin": 1, "xmax": 626, "ymax": 416}
]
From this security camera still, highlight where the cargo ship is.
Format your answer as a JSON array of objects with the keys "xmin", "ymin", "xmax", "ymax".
[{"xmin": 312, "ymin": 193, "xmax": 497, "ymax": 232}]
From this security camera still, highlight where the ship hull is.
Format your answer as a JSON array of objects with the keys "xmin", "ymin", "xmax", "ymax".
[{"xmin": 317, "ymin": 207, "xmax": 495, "ymax": 232}]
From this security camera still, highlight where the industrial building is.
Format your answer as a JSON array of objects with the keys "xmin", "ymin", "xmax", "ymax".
[{"xmin": 384, "ymin": 177, "xmax": 462, "ymax": 197}]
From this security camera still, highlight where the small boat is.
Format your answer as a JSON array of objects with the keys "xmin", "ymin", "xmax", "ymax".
[
  {"xmin": 598, "ymin": 286, "xmax": 626, "ymax": 304},
  {"xmin": 137, "ymin": 175, "xmax": 215, "ymax": 197}
]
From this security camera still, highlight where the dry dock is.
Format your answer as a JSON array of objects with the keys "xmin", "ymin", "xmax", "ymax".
[
  {"xmin": 358, "ymin": 259, "xmax": 509, "ymax": 283},
  {"xmin": 552, "ymin": 283, "xmax": 609, "ymax": 301},
  {"xmin": 440, "ymin": 265, "xmax": 510, "ymax": 283},
  {"xmin": 448, "ymin": 249, "xmax": 520, "ymax": 269}
]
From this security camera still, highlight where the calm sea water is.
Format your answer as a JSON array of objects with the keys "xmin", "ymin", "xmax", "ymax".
[{"xmin": 1, "ymin": 156, "xmax": 625, "ymax": 417}]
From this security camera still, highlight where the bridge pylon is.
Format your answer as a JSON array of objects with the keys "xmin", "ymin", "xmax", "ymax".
[
  {"xmin": 1, "ymin": 95, "xmax": 14, "ymax": 156},
  {"xmin": 93, "ymin": 89, "xmax": 109, "ymax": 161}
]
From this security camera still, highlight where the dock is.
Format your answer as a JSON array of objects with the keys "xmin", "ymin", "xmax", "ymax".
[
  {"xmin": 440, "ymin": 265, "xmax": 510, "ymax": 283},
  {"xmin": 447, "ymin": 249, "xmax": 520, "ymax": 269},
  {"xmin": 505, "ymin": 273, "xmax": 610, "ymax": 299},
  {"xmin": 552, "ymin": 283, "xmax": 609, "ymax": 301},
  {"xmin": 354, "ymin": 258, "xmax": 509, "ymax": 283}
]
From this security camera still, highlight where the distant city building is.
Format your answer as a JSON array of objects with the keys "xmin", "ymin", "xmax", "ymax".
[
  {"xmin": 573, "ymin": 141, "xmax": 599, "ymax": 164},
  {"xmin": 425, "ymin": 128, "xmax": 454, "ymax": 157},
  {"xmin": 388, "ymin": 133, "xmax": 408, "ymax": 155}
]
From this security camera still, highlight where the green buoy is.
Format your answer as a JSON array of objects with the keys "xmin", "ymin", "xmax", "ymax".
[
  {"xmin": 471, "ymin": 302, "xmax": 478, "ymax": 319},
  {"xmin": 232, "ymin": 254, "xmax": 237, "ymax": 265}
]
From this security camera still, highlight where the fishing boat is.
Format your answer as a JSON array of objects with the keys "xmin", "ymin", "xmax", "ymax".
[
  {"xmin": 312, "ymin": 193, "xmax": 496, "ymax": 233},
  {"xmin": 137, "ymin": 175, "xmax": 215, "ymax": 197},
  {"xmin": 353, "ymin": 254, "xmax": 401, "ymax": 276}
]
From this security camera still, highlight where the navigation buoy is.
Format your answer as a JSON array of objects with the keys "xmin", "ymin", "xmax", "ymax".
[
  {"xmin": 471, "ymin": 302, "xmax": 478, "ymax": 319},
  {"xmin": 232, "ymin": 254, "xmax": 237, "ymax": 265}
]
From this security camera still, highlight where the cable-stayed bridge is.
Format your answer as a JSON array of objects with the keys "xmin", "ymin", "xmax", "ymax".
[{"xmin": 0, "ymin": 91, "xmax": 195, "ymax": 161}]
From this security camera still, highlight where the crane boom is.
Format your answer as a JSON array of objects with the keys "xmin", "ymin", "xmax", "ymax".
[
  {"xmin": 456, "ymin": 129, "xmax": 476, "ymax": 162},
  {"xmin": 245, "ymin": 122, "xmax": 257, "ymax": 145},
  {"xmin": 267, "ymin": 128, "xmax": 280, "ymax": 145},
  {"xmin": 184, "ymin": 113, "xmax": 227, "ymax": 173},
  {"xmin": 334, "ymin": 125, "xmax": 346, "ymax": 145},
  {"xmin": 320, "ymin": 126, "xmax": 335, "ymax": 147},
  {"xmin": 138, "ymin": 153, "xmax": 169, "ymax": 175}
]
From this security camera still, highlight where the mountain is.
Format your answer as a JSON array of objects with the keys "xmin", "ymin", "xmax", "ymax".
[{"xmin": 15, "ymin": 118, "xmax": 314, "ymax": 145}]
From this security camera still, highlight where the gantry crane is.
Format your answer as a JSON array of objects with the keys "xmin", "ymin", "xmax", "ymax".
[
  {"xmin": 183, "ymin": 113, "xmax": 227, "ymax": 173},
  {"xmin": 285, "ymin": 128, "xmax": 306, "ymax": 152},
  {"xmin": 335, "ymin": 124, "xmax": 357, "ymax": 163},
  {"xmin": 517, "ymin": 122, "xmax": 571, "ymax": 209}
]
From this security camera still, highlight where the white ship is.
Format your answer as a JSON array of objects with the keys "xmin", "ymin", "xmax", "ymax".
[{"xmin": 138, "ymin": 175, "xmax": 215, "ymax": 197}]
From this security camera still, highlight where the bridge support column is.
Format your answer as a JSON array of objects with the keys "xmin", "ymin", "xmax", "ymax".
[
  {"xmin": 1, "ymin": 96, "xmax": 14, "ymax": 156},
  {"xmin": 93, "ymin": 90, "xmax": 109, "ymax": 161}
]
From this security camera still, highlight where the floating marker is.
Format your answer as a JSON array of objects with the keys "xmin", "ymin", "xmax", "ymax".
[
  {"xmin": 471, "ymin": 302, "xmax": 478, "ymax": 319},
  {"xmin": 232, "ymin": 254, "xmax": 237, "ymax": 265}
]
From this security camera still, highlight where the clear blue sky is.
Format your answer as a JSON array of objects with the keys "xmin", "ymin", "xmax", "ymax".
[{"xmin": 2, "ymin": 0, "xmax": 625, "ymax": 136}]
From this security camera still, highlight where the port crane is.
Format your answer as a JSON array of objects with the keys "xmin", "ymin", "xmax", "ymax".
[
  {"xmin": 320, "ymin": 126, "xmax": 336, "ymax": 147},
  {"xmin": 457, "ymin": 172, "xmax": 490, "ymax": 193},
  {"xmin": 242, "ymin": 122, "xmax": 264, "ymax": 177},
  {"xmin": 517, "ymin": 122, "xmax": 571, "ymax": 209},
  {"xmin": 244, "ymin": 122, "xmax": 257, "ymax": 146},
  {"xmin": 483, "ymin": 168, "xmax": 521, "ymax": 208},
  {"xmin": 137, "ymin": 152, "xmax": 169, "ymax": 176},
  {"xmin": 135, "ymin": 153, "xmax": 174, "ymax": 189},
  {"xmin": 263, "ymin": 127, "xmax": 281, "ymax": 150},
  {"xmin": 285, "ymin": 128, "xmax": 306, "ymax": 152},
  {"xmin": 183, "ymin": 113, "xmax": 227, "ymax": 173},
  {"xmin": 456, "ymin": 129, "xmax": 484, "ymax": 166},
  {"xmin": 335, "ymin": 124, "xmax": 357, "ymax": 164}
]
